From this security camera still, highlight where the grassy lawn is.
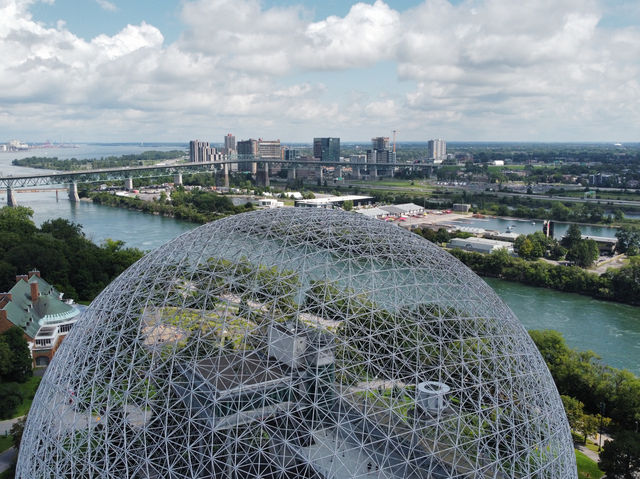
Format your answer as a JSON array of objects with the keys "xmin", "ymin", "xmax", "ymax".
[
  {"xmin": 584, "ymin": 441, "xmax": 600, "ymax": 454},
  {"xmin": 576, "ymin": 449, "xmax": 604, "ymax": 479},
  {"xmin": 0, "ymin": 434, "xmax": 12, "ymax": 453},
  {"xmin": 12, "ymin": 375, "xmax": 42, "ymax": 418}
]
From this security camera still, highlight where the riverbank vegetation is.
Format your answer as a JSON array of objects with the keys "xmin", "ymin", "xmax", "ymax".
[
  {"xmin": 90, "ymin": 186, "xmax": 254, "ymax": 223},
  {"xmin": 0, "ymin": 206, "xmax": 144, "ymax": 300},
  {"xmin": 11, "ymin": 150, "xmax": 185, "ymax": 171},
  {"xmin": 531, "ymin": 330, "xmax": 640, "ymax": 478},
  {"xmin": 448, "ymin": 247, "xmax": 640, "ymax": 305},
  {"xmin": 506, "ymin": 225, "xmax": 600, "ymax": 267}
]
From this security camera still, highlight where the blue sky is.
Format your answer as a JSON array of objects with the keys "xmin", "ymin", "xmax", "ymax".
[{"xmin": 1, "ymin": 0, "xmax": 639, "ymax": 142}]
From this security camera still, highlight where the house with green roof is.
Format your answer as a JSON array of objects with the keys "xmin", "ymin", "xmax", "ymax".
[{"xmin": 0, "ymin": 271, "xmax": 80, "ymax": 367}]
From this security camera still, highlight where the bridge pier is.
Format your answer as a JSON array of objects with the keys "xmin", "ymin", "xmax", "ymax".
[
  {"xmin": 287, "ymin": 166, "xmax": 296, "ymax": 181},
  {"xmin": 223, "ymin": 164, "xmax": 230, "ymax": 189},
  {"xmin": 68, "ymin": 182, "xmax": 80, "ymax": 202},
  {"xmin": 6, "ymin": 186, "xmax": 17, "ymax": 207},
  {"xmin": 256, "ymin": 163, "xmax": 269, "ymax": 187},
  {"xmin": 174, "ymin": 172, "xmax": 183, "ymax": 185},
  {"xmin": 125, "ymin": 177, "xmax": 133, "ymax": 191},
  {"xmin": 317, "ymin": 166, "xmax": 324, "ymax": 185}
]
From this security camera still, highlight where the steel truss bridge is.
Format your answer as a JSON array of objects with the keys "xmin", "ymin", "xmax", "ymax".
[{"xmin": 1, "ymin": 156, "xmax": 433, "ymax": 206}]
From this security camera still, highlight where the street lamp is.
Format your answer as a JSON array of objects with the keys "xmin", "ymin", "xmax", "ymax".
[{"xmin": 598, "ymin": 402, "xmax": 606, "ymax": 452}]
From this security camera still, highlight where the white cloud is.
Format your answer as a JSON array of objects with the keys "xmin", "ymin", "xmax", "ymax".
[
  {"xmin": 0, "ymin": 0, "xmax": 639, "ymax": 141},
  {"xmin": 95, "ymin": 0, "xmax": 118, "ymax": 12}
]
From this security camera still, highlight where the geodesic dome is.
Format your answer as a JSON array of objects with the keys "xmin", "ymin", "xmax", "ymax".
[{"xmin": 18, "ymin": 208, "xmax": 576, "ymax": 479}]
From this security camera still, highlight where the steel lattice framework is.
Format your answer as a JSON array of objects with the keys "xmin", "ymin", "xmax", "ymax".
[{"xmin": 17, "ymin": 208, "xmax": 576, "ymax": 479}]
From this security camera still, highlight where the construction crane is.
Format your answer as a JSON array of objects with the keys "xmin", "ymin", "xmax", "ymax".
[{"xmin": 392, "ymin": 130, "xmax": 398, "ymax": 153}]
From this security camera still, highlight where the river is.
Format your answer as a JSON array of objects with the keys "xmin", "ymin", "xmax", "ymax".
[
  {"xmin": 451, "ymin": 215, "xmax": 618, "ymax": 238},
  {"xmin": 1, "ymin": 145, "xmax": 639, "ymax": 374}
]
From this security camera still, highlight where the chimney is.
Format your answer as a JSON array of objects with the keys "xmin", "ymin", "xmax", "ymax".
[
  {"xmin": 30, "ymin": 282, "xmax": 39, "ymax": 302},
  {"xmin": 0, "ymin": 310, "xmax": 6, "ymax": 322},
  {"xmin": 28, "ymin": 270, "xmax": 41, "ymax": 279},
  {"xmin": 0, "ymin": 293, "xmax": 12, "ymax": 308},
  {"xmin": 15, "ymin": 275, "xmax": 28, "ymax": 283}
]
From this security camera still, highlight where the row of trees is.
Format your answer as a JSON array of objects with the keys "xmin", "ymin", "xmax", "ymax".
[
  {"xmin": 91, "ymin": 187, "xmax": 253, "ymax": 224},
  {"xmin": 513, "ymin": 225, "xmax": 600, "ymax": 267},
  {"xmin": 0, "ymin": 206, "xmax": 144, "ymax": 300},
  {"xmin": 448, "ymin": 248, "xmax": 640, "ymax": 305}
]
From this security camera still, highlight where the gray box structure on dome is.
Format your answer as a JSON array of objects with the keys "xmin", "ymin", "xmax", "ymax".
[{"xmin": 17, "ymin": 208, "xmax": 576, "ymax": 479}]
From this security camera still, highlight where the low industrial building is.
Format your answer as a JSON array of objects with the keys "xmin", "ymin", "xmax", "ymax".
[
  {"xmin": 356, "ymin": 207, "xmax": 390, "ymax": 219},
  {"xmin": 452, "ymin": 203, "xmax": 471, "ymax": 212},
  {"xmin": 294, "ymin": 195, "xmax": 372, "ymax": 208},
  {"xmin": 378, "ymin": 203, "xmax": 424, "ymax": 217},
  {"xmin": 448, "ymin": 237, "xmax": 514, "ymax": 254},
  {"xmin": 0, "ymin": 271, "xmax": 80, "ymax": 366},
  {"xmin": 581, "ymin": 235, "xmax": 618, "ymax": 255},
  {"xmin": 256, "ymin": 198, "xmax": 285, "ymax": 208}
]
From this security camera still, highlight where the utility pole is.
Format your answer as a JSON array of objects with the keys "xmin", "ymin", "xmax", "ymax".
[{"xmin": 598, "ymin": 402, "xmax": 606, "ymax": 452}]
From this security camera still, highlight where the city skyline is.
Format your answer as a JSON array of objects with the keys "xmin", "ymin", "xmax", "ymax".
[{"xmin": 1, "ymin": 0, "xmax": 639, "ymax": 142}]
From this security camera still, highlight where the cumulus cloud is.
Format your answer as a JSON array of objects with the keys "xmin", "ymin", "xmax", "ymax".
[
  {"xmin": 95, "ymin": 0, "xmax": 118, "ymax": 12},
  {"xmin": 0, "ymin": 0, "xmax": 639, "ymax": 141}
]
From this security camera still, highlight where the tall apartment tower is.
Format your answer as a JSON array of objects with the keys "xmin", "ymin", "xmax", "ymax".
[
  {"xmin": 189, "ymin": 140, "xmax": 213, "ymax": 163},
  {"xmin": 224, "ymin": 134, "xmax": 236, "ymax": 155},
  {"xmin": 313, "ymin": 137, "xmax": 340, "ymax": 163},
  {"xmin": 428, "ymin": 139, "xmax": 446, "ymax": 162},
  {"xmin": 367, "ymin": 137, "xmax": 395, "ymax": 177},
  {"xmin": 237, "ymin": 139, "xmax": 258, "ymax": 174},
  {"xmin": 371, "ymin": 137, "xmax": 390, "ymax": 151},
  {"xmin": 255, "ymin": 139, "xmax": 281, "ymax": 186}
]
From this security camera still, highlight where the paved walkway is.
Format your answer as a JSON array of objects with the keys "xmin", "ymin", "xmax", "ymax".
[
  {"xmin": 0, "ymin": 447, "xmax": 16, "ymax": 473},
  {"xmin": 576, "ymin": 443, "xmax": 599, "ymax": 462},
  {"xmin": 0, "ymin": 416, "xmax": 24, "ymax": 436},
  {"xmin": 575, "ymin": 432, "xmax": 612, "ymax": 463}
]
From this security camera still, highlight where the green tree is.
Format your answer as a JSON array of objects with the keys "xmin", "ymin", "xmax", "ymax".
[
  {"xmin": 561, "ymin": 395, "xmax": 584, "ymax": 432},
  {"xmin": 568, "ymin": 239, "xmax": 599, "ymax": 267},
  {"xmin": 516, "ymin": 237, "xmax": 536, "ymax": 259},
  {"xmin": 0, "ymin": 339, "xmax": 11, "ymax": 377},
  {"xmin": 551, "ymin": 202, "xmax": 571, "ymax": 221},
  {"xmin": 599, "ymin": 430, "xmax": 640, "ymax": 479},
  {"xmin": 0, "ymin": 206, "xmax": 37, "ymax": 237},
  {"xmin": 11, "ymin": 415, "xmax": 27, "ymax": 450},
  {"xmin": 1, "ymin": 327, "xmax": 32, "ymax": 383},
  {"xmin": 562, "ymin": 223, "xmax": 583, "ymax": 249},
  {"xmin": 579, "ymin": 413, "xmax": 600, "ymax": 444},
  {"xmin": 616, "ymin": 226, "xmax": 640, "ymax": 254},
  {"xmin": 342, "ymin": 200, "xmax": 353, "ymax": 211}
]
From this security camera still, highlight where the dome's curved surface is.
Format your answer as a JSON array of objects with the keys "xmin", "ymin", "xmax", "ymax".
[{"xmin": 17, "ymin": 208, "xmax": 576, "ymax": 479}]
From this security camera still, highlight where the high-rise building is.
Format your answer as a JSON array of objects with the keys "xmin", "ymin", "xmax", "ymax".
[
  {"xmin": 258, "ymin": 139, "xmax": 281, "ymax": 160},
  {"xmin": 367, "ymin": 137, "xmax": 395, "ymax": 177},
  {"xmin": 313, "ymin": 137, "xmax": 340, "ymax": 163},
  {"xmin": 189, "ymin": 140, "xmax": 212, "ymax": 163},
  {"xmin": 224, "ymin": 133, "xmax": 236, "ymax": 155},
  {"xmin": 237, "ymin": 138, "xmax": 258, "ymax": 156},
  {"xmin": 428, "ymin": 139, "xmax": 446, "ymax": 162},
  {"xmin": 371, "ymin": 137, "xmax": 390, "ymax": 151},
  {"xmin": 258, "ymin": 139, "xmax": 282, "ymax": 180},
  {"xmin": 237, "ymin": 139, "xmax": 258, "ymax": 174}
]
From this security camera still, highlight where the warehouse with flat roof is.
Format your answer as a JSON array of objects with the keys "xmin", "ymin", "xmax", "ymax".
[{"xmin": 448, "ymin": 237, "xmax": 514, "ymax": 254}]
